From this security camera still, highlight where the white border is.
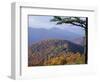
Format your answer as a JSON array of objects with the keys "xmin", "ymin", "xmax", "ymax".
[{"xmin": 11, "ymin": 2, "xmax": 97, "ymax": 79}]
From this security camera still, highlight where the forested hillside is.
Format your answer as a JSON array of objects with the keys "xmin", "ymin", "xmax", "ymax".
[{"xmin": 28, "ymin": 39, "xmax": 86, "ymax": 66}]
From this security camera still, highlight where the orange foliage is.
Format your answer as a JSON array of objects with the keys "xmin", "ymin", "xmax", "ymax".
[{"xmin": 44, "ymin": 52, "xmax": 85, "ymax": 65}]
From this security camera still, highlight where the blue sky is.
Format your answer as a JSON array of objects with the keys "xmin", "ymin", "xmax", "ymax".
[{"xmin": 28, "ymin": 15, "xmax": 85, "ymax": 35}]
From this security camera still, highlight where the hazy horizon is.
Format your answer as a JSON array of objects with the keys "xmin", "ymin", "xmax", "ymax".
[{"xmin": 28, "ymin": 15, "xmax": 86, "ymax": 45}]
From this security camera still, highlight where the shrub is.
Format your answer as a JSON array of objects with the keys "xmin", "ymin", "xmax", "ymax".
[{"xmin": 43, "ymin": 52, "xmax": 85, "ymax": 65}]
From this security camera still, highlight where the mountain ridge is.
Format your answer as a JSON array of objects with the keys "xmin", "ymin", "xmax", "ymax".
[
  {"xmin": 28, "ymin": 27, "xmax": 85, "ymax": 46},
  {"xmin": 28, "ymin": 39, "xmax": 85, "ymax": 66}
]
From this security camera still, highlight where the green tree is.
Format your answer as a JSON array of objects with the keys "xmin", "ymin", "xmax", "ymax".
[{"xmin": 51, "ymin": 16, "xmax": 87, "ymax": 29}]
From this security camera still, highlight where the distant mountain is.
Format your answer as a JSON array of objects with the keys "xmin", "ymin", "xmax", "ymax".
[
  {"xmin": 28, "ymin": 39, "xmax": 84, "ymax": 66},
  {"xmin": 28, "ymin": 27, "xmax": 84, "ymax": 46},
  {"xmin": 72, "ymin": 37, "xmax": 86, "ymax": 46}
]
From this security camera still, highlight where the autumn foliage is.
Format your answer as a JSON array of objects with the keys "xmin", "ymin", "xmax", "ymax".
[
  {"xmin": 28, "ymin": 39, "xmax": 86, "ymax": 66},
  {"xmin": 43, "ymin": 52, "xmax": 85, "ymax": 65}
]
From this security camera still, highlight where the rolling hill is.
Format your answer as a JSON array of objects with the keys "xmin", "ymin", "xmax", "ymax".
[
  {"xmin": 28, "ymin": 27, "xmax": 85, "ymax": 46},
  {"xmin": 28, "ymin": 39, "xmax": 85, "ymax": 66}
]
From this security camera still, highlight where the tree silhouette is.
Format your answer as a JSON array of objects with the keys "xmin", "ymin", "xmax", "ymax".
[{"xmin": 51, "ymin": 16, "xmax": 87, "ymax": 29}]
